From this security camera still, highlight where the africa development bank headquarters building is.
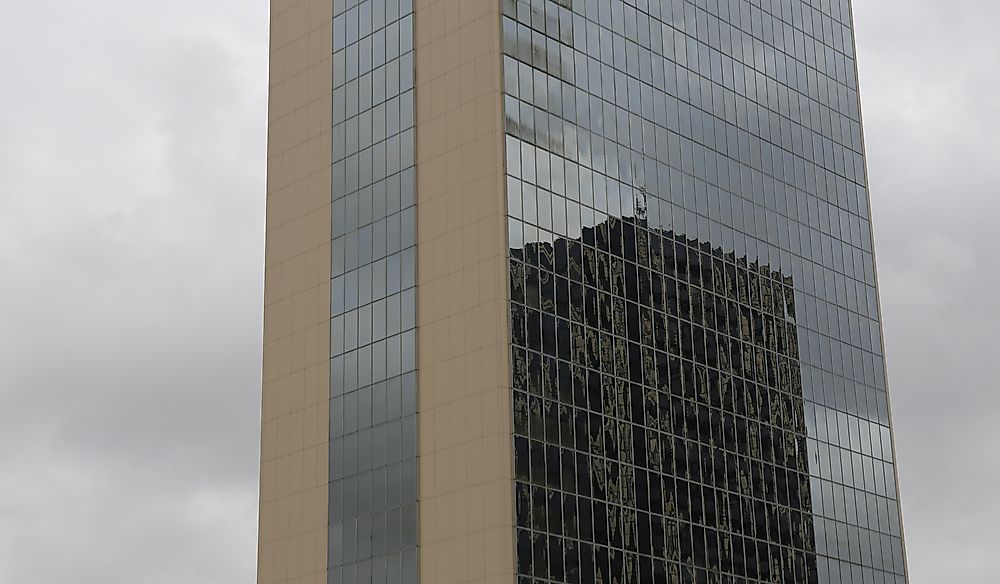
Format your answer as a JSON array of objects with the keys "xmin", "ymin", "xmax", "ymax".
[{"xmin": 258, "ymin": 1, "xmax": 910, "ymax": 583}]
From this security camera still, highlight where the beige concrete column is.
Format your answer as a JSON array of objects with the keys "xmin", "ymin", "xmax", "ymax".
[
  {"xmin": 414, "ymin": 1, "xmax": 514, "ymax": 583},
  {"xmin": 258, "ymin": 1, "xmax": 333, "ymax": 583}
]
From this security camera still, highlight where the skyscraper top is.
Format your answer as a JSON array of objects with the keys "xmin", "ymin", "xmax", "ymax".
[{"xmin": 259, "ymin": 1, "xmax": 908, "ymax": 582}]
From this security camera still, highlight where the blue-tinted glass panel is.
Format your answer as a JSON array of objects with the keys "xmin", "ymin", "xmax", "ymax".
[
  {"xmin": 501, "ymin": 0, "xmax": 907, "ymax": 582},
  {"xmin": 330, "ymin": 1, "xmax": 417, "ymax": 582}
]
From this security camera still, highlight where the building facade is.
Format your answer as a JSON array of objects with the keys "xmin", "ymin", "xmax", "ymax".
[{"xmin": 259, "ymin": 0, "xmax": 908, "ymax": 583}]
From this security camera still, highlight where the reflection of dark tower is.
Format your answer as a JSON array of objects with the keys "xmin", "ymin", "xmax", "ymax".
[{"xmin": 510, "ymin": 214, "xmax": 819, "ymax": 583}]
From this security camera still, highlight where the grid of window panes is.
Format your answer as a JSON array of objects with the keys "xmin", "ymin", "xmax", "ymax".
[
  {"xmin": 511, "ymin": 218, "xmax": 818, "ymax": 583},
  {"xmin": 501, "ymin": 0, "xmax": 906, "ymax": 583},
  {"xmin": 329, "ymin": 1, "xmax": 418, "ymax": 583}
]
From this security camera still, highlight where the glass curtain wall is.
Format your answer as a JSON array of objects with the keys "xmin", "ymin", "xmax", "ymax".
[
  {"xmin": 329, "ymin": 1, "xmax": 418, "ymax": 583},
  {"xmin": 501, "ymin": 0, "xmax": 907, "ymax": 583}
]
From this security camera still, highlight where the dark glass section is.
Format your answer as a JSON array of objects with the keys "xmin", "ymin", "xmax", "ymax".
[
  {"xmin": 329, "ymin": 1, "xmax": 418, "ymax": 582},
  {"xmin": 502, "ymin": 0, "xmax": 907, "ymax": 583},
  {"xmin": 511, "ymin": 215, "xmax": 819, "ymax": 583}
]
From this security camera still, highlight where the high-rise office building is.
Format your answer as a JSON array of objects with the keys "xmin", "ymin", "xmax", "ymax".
[{"xmin": 258, "ymin": 0, "xmax": 908, "ymax": 583}]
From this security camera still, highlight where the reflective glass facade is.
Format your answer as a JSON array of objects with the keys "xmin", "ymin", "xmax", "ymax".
[
  {"xmin": 501, "ymin": 0, "xmax": 907, "ymax": 583},
  {"xmin": 329, "ymin": 0, "xmax": 418, "ymax": 582}
]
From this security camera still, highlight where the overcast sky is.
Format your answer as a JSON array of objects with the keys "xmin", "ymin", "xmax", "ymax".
[{"xmin": 0, "ymin": 1, "xmax": 996, "ymax": 583}]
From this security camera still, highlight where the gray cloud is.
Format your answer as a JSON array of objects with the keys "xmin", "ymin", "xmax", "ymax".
[
  {"xmin": 0, "ymin": 1, "xmax": 266, "ymax": 582},
  {"xmin": 854, "ymin": 0, "xmax": 1000, "ymax": 582},
  {"xmin": 0, "ymin": 0, "xmax": 995, "ymax": 582}
]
